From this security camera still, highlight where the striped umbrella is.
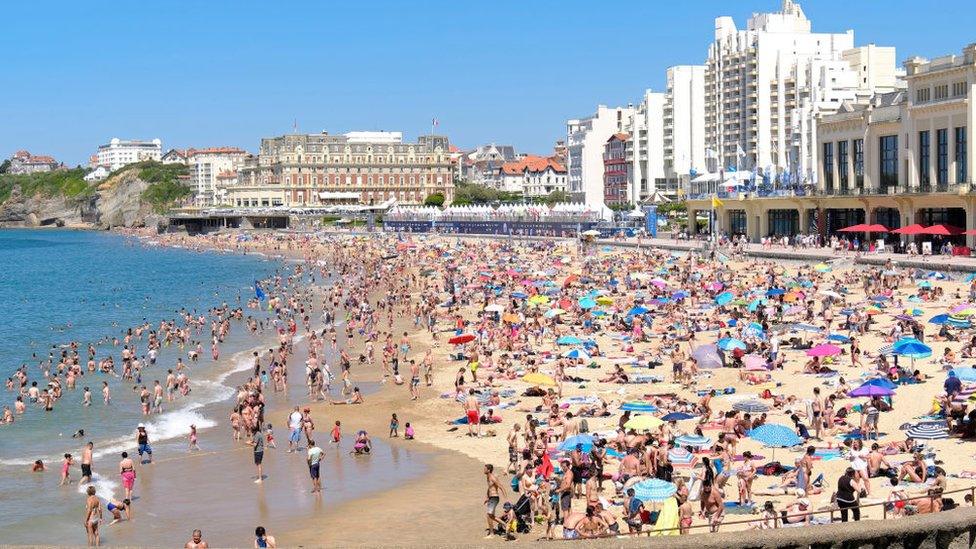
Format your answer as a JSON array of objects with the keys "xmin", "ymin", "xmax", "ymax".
[
  {"xmin": 632, "ymin": 478, "xmax": 678, "ymax": 502},
  {"xmin": 621, "ymin": 401, "xmax": 658, "ymax": 413},
  {"xmin": 748, "ymin": 424, "xmax": 803, "ymax": 448},
  {"xmin": 667, "ymin": 448, "xmax": 699, "ymax": 466},
  {"xmin": 674, "ymin": 434, "xmax": 712, "ymax": 448},
  {"xmin": 905, "ymin": 422, "xmax": 949, "ymax": 440},
  {"xmin": 733, "ymin": 400, "xmax": 769, "ymax": 413}
]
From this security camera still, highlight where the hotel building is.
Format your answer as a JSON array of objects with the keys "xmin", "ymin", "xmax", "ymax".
[
  {"xmin": 230, "ymin": 131, "xmax": 453, "ymax": 208},
  {"xmin": 94, "ymin": 138, "xmax": 162, "ymax": 171}
]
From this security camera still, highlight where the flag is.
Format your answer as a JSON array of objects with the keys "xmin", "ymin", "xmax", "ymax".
[
  {"xmin": 432, "ymin": 118, "xmax": 439, "ymax": 127},
  {"xmin": 255, "ymin": 281, "xmax": 267, "ymax": 301},
  {"xmin": 711, "ymin": 196, "xmax": 724, "ymax": 208}
]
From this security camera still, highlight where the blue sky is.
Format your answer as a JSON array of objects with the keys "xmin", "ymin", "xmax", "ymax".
[{"xmin": 2, "ymin": 1, "xmax": 974, "ymax": 166}]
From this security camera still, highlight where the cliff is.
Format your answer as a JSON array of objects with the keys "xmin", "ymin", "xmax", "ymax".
[{"xmin": 0, "ymin": 162, "xmax": 190, "ymax": 229}]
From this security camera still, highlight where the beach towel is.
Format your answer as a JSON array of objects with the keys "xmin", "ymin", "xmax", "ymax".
[{"xmin": 650, "ymin": 497, "xmax": 679, "ymax": 536}]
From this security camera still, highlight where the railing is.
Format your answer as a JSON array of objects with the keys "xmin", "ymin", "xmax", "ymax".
[{"xmin": 548, "ymin": 484, "xmax": 976, "ymax": 540}]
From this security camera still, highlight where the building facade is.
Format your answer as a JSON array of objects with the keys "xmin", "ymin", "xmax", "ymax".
[
  {"xmin": 460, "ymin": 144, "xmax": 518, "ymax": 188},
  {"xmin": 95, "ymin": 138, "xmax": 162, "ymax": 171},
  {"xmin": 686, "ymin": 43, "xmax": 976, "ymax": 245},
  {"xmin": 7, "ymin": 150, "xmax": 59, "ymax": 174},
  {"xmin": 186, "ymin": 147, "xmax": 249, "ymax": 206},
  {"xmin": 625, "ymin": 91, "xmax": 667, "ymax": 202},
  {"xmin": 704, "ymin": 1, "xmax": 894, "ymax": 183},
  {"xmin": 231, "ymin": 132, "xmax": 453, "ymax": 208},
  {"xmin": 603, "ymin": 134, "xmax": 631, "ymax": 205},
  {"xmin": 495, "ymin": 155, "xmax": 567, "ymax": 198},
  {"xmin": 567, "ymin": 105, "xmax": 635, "ymax": 206},
  {"xmin": 665, "ymin": 65, "xmax": 708, "ymax": 189}
]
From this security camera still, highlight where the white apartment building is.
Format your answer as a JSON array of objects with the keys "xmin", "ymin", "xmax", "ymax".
[
  {"xmin": 705, "ymin": 0, "xmax": 894, "ymax": 184},
  {"xmin": 843, "ymin": 44, "xmax": 904, "ymax": 93},
  {"xmin": 187, "ymin": 147, "xmax": 249, "ymax": 206},
  {"xmin": 95, "ymin": 138, "xmax": 162, "ymax": 171},
  {"xmin": 567, "ymin": 104, "xmax": 634, "ymax": 206},
  {"xmin": 664, "ymin": 65, "xmax": 707, "ymax": 191},
  {"xmin": 623, "ymin": 91, "xmax": 667, "ymax": 201}
]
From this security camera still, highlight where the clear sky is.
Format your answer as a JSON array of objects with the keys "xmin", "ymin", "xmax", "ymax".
[{"xmin": 2, "ymin": 0, "xmax": 974, "ymax": 165}]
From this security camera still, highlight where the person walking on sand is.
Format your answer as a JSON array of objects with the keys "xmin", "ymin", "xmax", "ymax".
[
  {"xmin": 483, "ymin": 464, "xmax": 506, "ymax": 538},
  {"xmin": 287, "ymin": 406, "xmax": 302, "ymax": 452},
  {"xmin": 465, "ymin": 389, "xmax": 481, "ymax": 437},
  {"xmin": 251, "ymin": 427, "xmax": 265, "ymax": 483}
]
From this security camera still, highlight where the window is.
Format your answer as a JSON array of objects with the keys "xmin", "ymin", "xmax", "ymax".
[
  {"xmin": 953, "ymin": 81, "xmax": 968, "ymax": 97},
  {"xmin": 838, "ymin": 140, "xmax": 849, "ymax": 191},
  {"xmin": 918, "ymin": 130, "xmax": 930, "ymax": 188},
  {"xmin": 934, "ymin": 84, "xmax": 949, "ymax": 100},
  {"xmin": 822, "ymin": 142, "xmax": 834, "ymax": 192},
  {"xmin": 853, "ymin": 139, "xmax": 864, "ymax": 189},
  {"xmin": 956, "ymin": 127, "xmax": 968, "ymax": 183},
  {"xmin": 880, "ymin": 135, "xmax": 898, "ymax": 191},
  {"xmin": 916, "ymin": 87, "xmax": 930, "ymax": 103},
  {"xmin": 937, "ymin": 128, "xmax": 948, "ymax": 186}
]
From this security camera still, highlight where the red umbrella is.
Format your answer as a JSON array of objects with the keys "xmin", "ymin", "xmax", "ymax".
[
  {"xmin": 863, "ymin": 224, "xmax": 889, "ymax": 233},
  {"xmin": 964, "ymin": 229, "xmax": 976, "ymax": 236},
  {"xmin": 837, "ymin": 223, "xmax": 869, "ymax": 233},
  {"xmin": 892, "ymin": 224, "xmax": 928, "ymax": 235},
  {"xmin": 448, "ymin": 334, "xmax": 476, "ymax": 345},
  {"xmin": 921, "ymin": 224, "xmax": 964, "ymax": 236}
]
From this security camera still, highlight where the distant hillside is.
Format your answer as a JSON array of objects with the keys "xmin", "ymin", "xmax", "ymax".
[{"xmin": 0, "ymin": 161, "xmax": 192, "ymax": 228}]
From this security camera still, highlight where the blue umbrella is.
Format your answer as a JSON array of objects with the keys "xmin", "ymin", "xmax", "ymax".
[
  {"xmin": 628, "ymin": 306, "xmax": 650, "ymax": 316},
  {"xmin": 717, "ymin": 337, "xmax": 747, "ymax": 351},
  {"xmin": 621, "ymin": 401, "xmax": 658, "ymax": 412},
  {"xmin": 511, "ymin": 292, "xmax": 528, "ymax": 299},
  {"xmin": 929, "ymin": 314, "xmax": 950, "ymax": 325},
  {"xmin": 748, "ymin": 424, "xmax": 802, "ymax": 448},
  {"xmin": 766, "ymin": 288, "xmax": 786, "ymax": 297},
  {"xmin": 747, "ymin": 298, "xmax": 766, "ymax": 313},
  {"xmin": 715, "ymin": 292, "xmax": 734, "ymax": 306},
  {"xmin": 562, "ymin": 348, "xmax": 591, "ymax": 361},
  {"xmin": 558, "ymin": 434, "xmax": 595, "ymax": 452},
  {"xmin": 632, "ymin": 478, "xmax": 677, "ymax": 502},
  {"xmin": 892, "ymin": 338, "xmax": 932, "ymax": 359},
  {"xmin": 948, "ymin": 315, "xmax": 972, "ymax": 328},
  {"xmin": 849, "ymin": 383, "xmax": 895, "ymax": 397},
  {"xmin": 556, "ymin": 335, "xmax": 582, "ymax": 345},
  {"xmin": 827, "ymin": 333, "xmax": 851, "ymax": 343},
  {"xmin": 578, "ymin": 297, "xmax": 597, "ymax": 310},
  {"xmin": 661, "ymin": 412, "xmax": 695, "ymax": 421},
  {"xmin": 672, "ymin": 291, "xmax": 689, "ymax": 300},
  {"xmin": 863, "ymin": 377, "xmax": 898, "ymax": 390},
  {"xmin": 965, "ymin": 273, "xmax": 976, "ymax": 283},
  {"xmin": 674, "ymin": 434, "xmax": 712, "ymax": 448},
  {"xmin": 950, "ymin": 367, "xmax": 976, "ymax": 383}
]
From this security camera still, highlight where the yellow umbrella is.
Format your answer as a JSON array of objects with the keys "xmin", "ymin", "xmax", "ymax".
[
  {"xmin": 528, "ymin": 295, "xmax": 549, "ymax": 305},
  {"xmin": 522, "ymin": 372, "xmax": 556, "ymax": 386},
  {"xmin": 624, "ymin": 415, "xmax": 664, "ymax": 431},
  {"xmin": 596, "ymin": 296, "xmax": 614, "ymax": 305}
]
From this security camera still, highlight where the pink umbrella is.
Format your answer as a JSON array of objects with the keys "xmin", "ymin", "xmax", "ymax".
[
  {"xmin": 743, "ymin": 354, "xmax": 768, "ymax": 370},
  {"xmin": 951, "ymin": 303, "xmax": 976, "ymax": 314},
  {"xmin": 806, "ymin": 343, "xmax": 841, "ymax": 357},
  {"xmin": 707, "ymin": 282, "xmax": 724, "ymax": 291}
]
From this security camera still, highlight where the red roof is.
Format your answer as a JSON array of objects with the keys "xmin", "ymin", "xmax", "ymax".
[
  {"xmin": 28, "ymin": 155, "xmax": 56, "ymax": 164},
  {"xmin": 186, "ymin": 147, "xmax": 246, "ymax": 157},
  {"xmin": 500, "ymin": 155, "xmax": 566, "ymax": 175},
  {"xmin": 607, "ymin": 133, "xmax": 630, "ymax": 143},
  {"xmin": 216, "ymin": 170, "xmax": 237, "ymax": 179}
]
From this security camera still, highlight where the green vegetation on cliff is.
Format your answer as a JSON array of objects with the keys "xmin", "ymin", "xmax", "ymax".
[
  {"xmin": 0, "ymin": 168, "xmax": 94, "ymax": 204},
  {"xmin": 131, "ymin": 161, "xmax": 192, "ymax": 213}
]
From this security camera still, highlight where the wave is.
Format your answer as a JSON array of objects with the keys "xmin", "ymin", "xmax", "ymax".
[{"xmin": 78, "ymin": 472, "xmax": 120, "ymax": 500}]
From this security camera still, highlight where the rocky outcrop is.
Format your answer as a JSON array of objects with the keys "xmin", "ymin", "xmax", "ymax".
[{"xmin": 0, "ymin": 168, "xmax": 170, "ymax": 230}]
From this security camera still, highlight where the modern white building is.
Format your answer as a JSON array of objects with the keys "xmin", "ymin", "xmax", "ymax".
[
  {"xmin": 95, "ymin": 138, "xmax": 162, "ymax": 171},
  {"xmin": 567, "ymin": 104, "xmax": 634, "ymax": 206},
  {"xmin": 623, "ymin": 90, "xmax": 667, "ymax": 202},
  {"xmin": 186, "ymin": 147, "xmax": 249, "ymax": 206},
  {"xmin": 843, "ymin": 44, "xmax": 903, "ymax": 93},
  {"xmin": 664, "ymin": 65, "xmax": 708, "ymax": 189},
  {"xmin": 704, "ymin": 0, "xmax": 894, "ymax": 184}
]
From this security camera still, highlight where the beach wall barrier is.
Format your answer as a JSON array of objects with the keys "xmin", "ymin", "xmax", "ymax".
[
  {"xmin": 558, "ymin": 505, "xmax": 976, "ymax": 549},
  {"xmin": 383, "ymin": 220, "xmax": 603, "ymax": 236}
]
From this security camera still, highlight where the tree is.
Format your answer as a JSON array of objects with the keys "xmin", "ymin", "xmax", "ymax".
[
  {"xmin": 543, "ymin": 190, "xmax": 570, "ymax": 206},
  {"xmin": 0, "ymin": 159, "xmax": 9, "ymax": 174},
  {"xmin": 423, "ymin": 193, "xmax": 445, "ymax": 207}
]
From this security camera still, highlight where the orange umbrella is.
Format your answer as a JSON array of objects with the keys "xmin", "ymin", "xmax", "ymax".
[
  {"xmin": 563, "ymin": 274, "xmax": 579, "ymax": 287},
  {"xmin": 502, "ymin": 313, "xmax": 521, "ymax": 323}
]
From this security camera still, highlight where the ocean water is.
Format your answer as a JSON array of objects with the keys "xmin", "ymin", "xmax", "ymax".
[{"xmin": 0, "ymin": 229, "xmax": 428, "ymax": 546}]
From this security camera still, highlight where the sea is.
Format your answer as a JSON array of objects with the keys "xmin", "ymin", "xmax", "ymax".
[{"xmin": 0, "ymin": 230, "xmax": 427, "ymax": 545}]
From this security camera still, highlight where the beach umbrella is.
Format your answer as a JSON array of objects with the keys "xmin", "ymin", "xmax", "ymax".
[
  {"xmin": 766, "ymin": 288, "xmax": 786, "ymax": 297},
  {"xmin": 892, "ymin": 338, "xmax": 932, "ymax": 359},
  {"xmin": 905, "ymin": 423, "xmax": 949, "ymax": 440},
  {"xmin": 863, "ymin": 377, "xmax": 898, "ymax": 390},
  {"xmin": 792, "ymin": 323, "xmax": 823, "ymax": 333},
  {"xmin": 502, "ymin": 313, "xmax": 521, "ymax": 323},
  {"xmin": 511, "ymin": 291, "xmax": 528, "ymax": 299},
  {"xmin": 921, "ymin": 224, "xmax": 964, "ymax": 236},
  {"xmin": 595, "ymin": 296, "xmax": 614, "ymax": 306},
  {"xmin": 448, "ymin": 334, "xmax": 476, "ymax": 345},
  {"xmin": 621, "ymin": 401, "xmax": 658, "ymax": 412},
  {"xmin": 733, "ymin": 400, "xmax": 769, "ymax": 413},
  {"xmin": 667, "ymin": 448, "xmax": 698, "ymax": 466},
  {"xmin": 484, "ymin": 304, "xmax": 505, "ymax": 313},
  {"xmin": 624, "ymin": 415, "xmax": 664, "ymax": 432},
  {"xmin": 892, "ymin": 224, "xmax": 928, "ymax": 235},
  {"xmin": 814, "ymin": 263, "xmax": 831, "ymax": 273},
  {"xmin": 717, "ymin": 337, "xmax": 747, "ymax": 352},
  {"xmin": 691, "ymin": 344, "xmax": 723, "ymax": 369},
  {"xmin": 819, "ymin": 290, "xmax": 842, "ymax": 299},
  {"xmin": 661, "ymin": 412, "xmax": 695, "ymax": 421},
  {"xmin": 558, "ymin": 434, "xmax": 596, "ymax": 452},
  {"xmin": 528, "ymin": 294, "xmax": 549, "ymax": 306},
  {"xmin": 849, "ymin": 383, "xmax": 895, "ymax": 397},
  {"xmin": 627, "ymin": 306, "xmax": 650, "ymax": 317},
  {"xmin": 562, "ymin": 348, "xmax": 591, "ymax": 361},
  {"xmin": 577, "ymin": 297, "xmax": 597, "ymax": 310},
  {"xmin": 929, "ymin": 313, "xmax": 951, "ymax": 325},
  {"xmin": 544, "ymin": 308, "xmax": 566, "ymax": 318},
  {"xmin": 806, "ymin": 343, "xmax": 841, "ymax": 357},
  {"xmin": 748, "ymin": 424, "xmax": 802, "ymax": 448},
  {"xmin": 674, "ymin": 434, "xmax": 712, "ymax": 448},
  {"xmin": 950, "ymin": 367, "xmax": 976, "ymax": 383},
  {"xmin": 632, "ymin": 478, "xmax": 677, "ymax": 502},
  {"xmin": 521, "ymin": 372, "xmax": 556, "ymax": 386},
  {"xmin": 672, "ymin": 290, "xmax": 689, "ymax": 300},
  {"xmin": 966, "ymin": 273, "xmax": 976, "ymax": 283},
  {"xmin": 715, "ymin": 292, "xmax": 734, "ymax": 306},
  {"xmin": 948, "ymin": 315, "xmax": 972, "ymax": 328},
  {"xmin": 556, "ymin": 335, "xmax": 582, "ymax": 345}
]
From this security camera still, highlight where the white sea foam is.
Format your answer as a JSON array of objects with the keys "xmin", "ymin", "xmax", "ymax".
[{"xmin": 78, "ymin": 472, "xmax": 120, "ymax": 500}]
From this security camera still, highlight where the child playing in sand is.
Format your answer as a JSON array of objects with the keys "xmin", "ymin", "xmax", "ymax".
[
  {"xmin": 266, "ymin": 424, "xmax": 277, "ymax": 449},
  {"xmin": 405, "ymin": 423, "xmax": 415, "ymax": 440},
  {"xmin": 389, "ymin": 413, "xmax": 400, "ymax": 437},
  {"xmin": 331, "ymin": 420, "xmax": 341, "ymax": 445}
]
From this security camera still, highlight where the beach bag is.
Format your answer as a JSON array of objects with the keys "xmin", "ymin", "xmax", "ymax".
[
  {"xmin": 579, "ymin": 419, "xmax": 589, "ymax": 433},
  {"xmin": 511, "ymin": 475, "xmax": 520, "ymax": 492}
]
